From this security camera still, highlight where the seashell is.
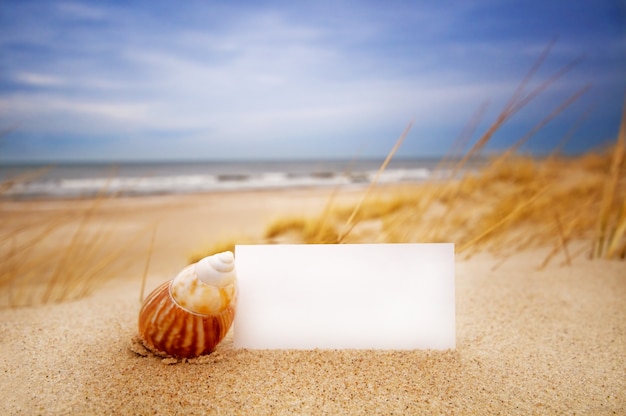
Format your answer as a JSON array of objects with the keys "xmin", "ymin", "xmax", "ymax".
[{"xmin": 138, "ymin": 251, "xmax": 237, "ymax": 358}]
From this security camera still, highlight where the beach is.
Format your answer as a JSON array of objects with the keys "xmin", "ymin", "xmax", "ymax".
[{"xmin": 0, "ymin": 188, "xmax": 625, "ymax": 415}]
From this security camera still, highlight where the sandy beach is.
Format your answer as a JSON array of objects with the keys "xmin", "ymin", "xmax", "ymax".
[{"xmin": 1, "ymin": 188, "xmax": 624, "ymax": 415}]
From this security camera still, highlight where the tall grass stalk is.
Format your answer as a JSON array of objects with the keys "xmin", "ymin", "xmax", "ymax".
[
  {"xmin": 593, "ymin": 98, "xmax": 626, "ymax": 259},
  {"xmin": 140, "ymin": 225, "xmax": 158, "ymax": 303},
  {"xmin": 41, "ymin": 187, "xmax": 111, "ymax": 303},
  {"xmin": 457, "ymin": 185, "xmax": 550, "ymax": 253},
  {"xmin": 538, "ymin": 212, "xmax": 572, "ymax": 269},
  {"xmin": 337, "ymin": 120, "xmax": 413, "ymax": 243}
]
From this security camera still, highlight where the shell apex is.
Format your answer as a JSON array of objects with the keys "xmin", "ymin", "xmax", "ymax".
[{"xmin": 195, "ymin": 251, "xmax": 236, "ymax": 287}]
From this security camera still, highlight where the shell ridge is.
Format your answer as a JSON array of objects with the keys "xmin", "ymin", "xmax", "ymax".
[
  {"xmin": 151, "ymin": 288, "xmax": 179, "ymax": 344},
  {"xmin": 194, "ymin": 318, "xmax": 206, "ymax": 357}
]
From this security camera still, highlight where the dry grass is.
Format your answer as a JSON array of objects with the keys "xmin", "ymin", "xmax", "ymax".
[
  {"xmin": 0, "ymin": 184, "xmax": 147, "ymax": 308},
  {"xmin": 592, "ymin": 98, "xmax": 626, "ymax": 258},
  {"xmin": 257, "ymin": 147, "xmax": 624, "ymax": 266},
  {"xmin": 244, "ymin": 46, "xmax": 626, "ymax": 266},
  {"xmin": 193, "ymin": 136, "xmax": 625, "ymax": 268},
  {"xmin": 337, "ymin": 120, "xmax": 414, "ymax": 243}
]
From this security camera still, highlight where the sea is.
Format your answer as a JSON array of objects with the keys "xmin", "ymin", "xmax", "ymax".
[{"xmin": 0, "ymin": 158, "xmax": 468, "ymax": 200}]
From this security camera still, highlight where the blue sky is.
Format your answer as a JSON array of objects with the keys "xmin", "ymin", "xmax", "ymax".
[{"xmin": 0, "ymin": 0, "xmax": 624, "ymax": 161}]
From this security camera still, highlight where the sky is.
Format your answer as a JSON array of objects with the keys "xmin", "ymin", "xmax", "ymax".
[{"xmin": 0, "ymin": 0, "xmax": 625, "ymax": 162}]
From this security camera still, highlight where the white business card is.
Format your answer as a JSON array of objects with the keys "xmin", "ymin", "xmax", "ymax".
[{"xmin": 234, "ymin": 244, "xmax": 455, "ymax": 350}]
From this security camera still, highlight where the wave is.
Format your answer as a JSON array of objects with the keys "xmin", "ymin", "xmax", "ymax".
[{"xmin": 0, "ymin": 160, "xmax": 454, "ymax": 200}]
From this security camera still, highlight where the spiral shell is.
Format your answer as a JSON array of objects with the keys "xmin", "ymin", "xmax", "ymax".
[{"xmin": 138, "ymin": 251, "xmax": 237, "ymax": 358}]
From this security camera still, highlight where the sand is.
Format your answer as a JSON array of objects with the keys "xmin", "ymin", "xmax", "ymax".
[{"xmin": 0, "ymin": 189, "xmax": 625, "ymax": 415}]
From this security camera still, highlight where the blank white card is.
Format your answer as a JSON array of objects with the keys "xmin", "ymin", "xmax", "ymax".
[{"xmin": 233, "ymin": 244, "xmax": 455, "ymax": 350}]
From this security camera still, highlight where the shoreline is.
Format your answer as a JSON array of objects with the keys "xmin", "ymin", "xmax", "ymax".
[{"xmin": 0, "ymin": 156, "xmax": 449, "ymax": 201}]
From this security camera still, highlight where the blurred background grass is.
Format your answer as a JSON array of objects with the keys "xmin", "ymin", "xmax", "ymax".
[{"xmin": 192, "ymin": 140, "xmax": 624, "ymax": 266}]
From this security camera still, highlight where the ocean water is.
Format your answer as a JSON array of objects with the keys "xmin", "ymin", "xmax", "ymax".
[{"xmin": 0, "ymin": 158, "xmax": 459, "ymax": 200}]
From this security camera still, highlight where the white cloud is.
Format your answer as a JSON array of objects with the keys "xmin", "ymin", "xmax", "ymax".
[
  {"xmin": 56, "ymin": 1, "xmax": 108, "ymax": 20},
  {"xmin": 13, "ymin": 72, "xmax": 67, "ymax": 87}
]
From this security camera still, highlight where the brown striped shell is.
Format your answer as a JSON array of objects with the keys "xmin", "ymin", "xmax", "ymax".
[{"xmin": 138, "ymin": 252, "xmax": 237, "ymax": 358}]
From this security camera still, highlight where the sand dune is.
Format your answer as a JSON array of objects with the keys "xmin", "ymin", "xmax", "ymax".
[{"xmin": 0, "ymin": 190, "xmax": 624, "ymax": 414}]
